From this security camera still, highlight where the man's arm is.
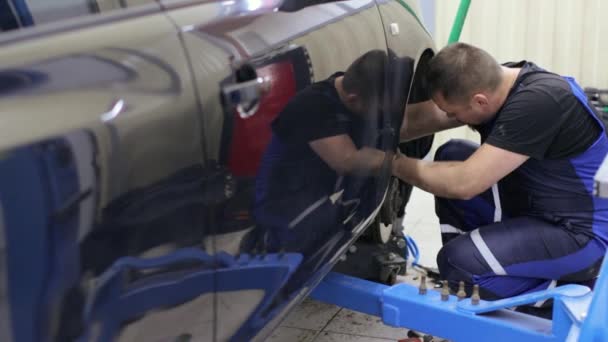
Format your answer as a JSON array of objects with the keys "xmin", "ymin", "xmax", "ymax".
[
  {"xmin": 400, "ymin": 100, "xmax": 463, "ymax": 142},
  {"xmin": 392, "ymin": 143, "xmax": 529, "ymax": 199},
  {"xmin": 309, "ymin": 135, "xmax": 385, "ymax": 175}
]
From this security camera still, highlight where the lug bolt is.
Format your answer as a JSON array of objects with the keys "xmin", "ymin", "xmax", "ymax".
[
  {"xmin": 396, "ymin": 239, "xmax": 406, "ymax": 249},
  {"xmin": 418, "ymin": 275, "xmax": 427, "ymax": 295},
  {"xmin": 457, "ymin": 281, "xmax": 466, "ymax": 301},
  {"xmin": 349, "ymin": 245, "xmax": 357, "ymax": 254},
  {"xmin": 441, "ymin": 281, "xmax": 450, "ymax": 301},
  {"xmin": 471, "ymin": 284, "xmax": 480, "ymax": 305}
]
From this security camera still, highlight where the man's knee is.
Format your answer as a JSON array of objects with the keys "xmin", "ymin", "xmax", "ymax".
[
  {"xmin": 434, "ymin": 139, "xmax": 479, "ymax": 162},
  {"xmin": 437, "ymin": 234, "xmax": 486, "ymax": 283},
  {"xmin": 437, "ymin": 239, "xmax": 468, "ymax": 282}
]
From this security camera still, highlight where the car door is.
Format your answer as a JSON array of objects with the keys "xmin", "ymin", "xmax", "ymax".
[
  {"xmin": 162, "ymin": 0, "xmax": 395, "ymax": 340},
  {"xmin": 0, "ymin": 2, "xmax": 213, "ymax": 341}
]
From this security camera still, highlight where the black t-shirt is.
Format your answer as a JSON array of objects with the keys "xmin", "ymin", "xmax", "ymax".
[
  {"xmin": 483, "ymin": 61, "xmax": 603, "ymax": 159},
  {"xmin": 272, "ymin": 72, "xmax": 350, "ymax": 144},
  {"xmin": 258, "ymin": 72, "xmax": 353, "ymax": 196}
]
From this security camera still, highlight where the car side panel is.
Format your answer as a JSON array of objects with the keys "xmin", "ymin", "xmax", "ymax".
[
  {"xmin": 0, "ymin": 6, "xmax": 212, "ymax": 341},
  {"xmin": 376, "ymin": 0, "xmax": 435, "ymax": 124}
]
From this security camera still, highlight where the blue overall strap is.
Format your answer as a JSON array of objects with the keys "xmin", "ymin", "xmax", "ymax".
[
  {"xmin": 564, "ymin": 76, "xmax": 608, "ymax": 246},
  {"xmin": 564, "ymin": 76, "xmax": 606, "ymax": 132}
]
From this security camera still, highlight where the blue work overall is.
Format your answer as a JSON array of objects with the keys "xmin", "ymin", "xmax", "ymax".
[{"xmin": 434, "ymin": 77, "xmax": 608, "ymax": 300}]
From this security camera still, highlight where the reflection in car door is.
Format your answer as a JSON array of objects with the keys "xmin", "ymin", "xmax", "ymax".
[{"xmin": 163, "ymin": 0, "xmax": 395, "ymax": 340}]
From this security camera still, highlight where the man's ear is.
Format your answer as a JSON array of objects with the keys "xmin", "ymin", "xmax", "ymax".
[{"xmin": 471, "ymin": 93, "xmax": 489, "ymax": 107}]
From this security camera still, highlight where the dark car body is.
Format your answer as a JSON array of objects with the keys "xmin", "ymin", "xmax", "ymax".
[{"xmin": 0, "ymin": 0, "xmax": 435, "ymax": 340}]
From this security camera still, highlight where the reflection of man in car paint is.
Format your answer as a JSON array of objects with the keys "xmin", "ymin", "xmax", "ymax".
[
  {"xmin": 251, "ymin": 50, "xmax": 388, "ymax": 253},
  {"xmin": 394, "ymin": 43, "xmax": 608, "ymax": 310}
]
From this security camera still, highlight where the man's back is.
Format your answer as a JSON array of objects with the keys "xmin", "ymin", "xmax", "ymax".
[
  {"xmin": 477, "ymin": 61, "xmax": 602, "ymax": 159},
  {"xmin": 473, "ymin": 62, "xmax": 608, "ymax": 242}
]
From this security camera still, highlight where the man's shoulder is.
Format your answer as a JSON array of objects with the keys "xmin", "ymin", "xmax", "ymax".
[
  {"xmin": 514, "ymin": 62, "xmax": 569, "ymax": 94},
  {"xmin": 496, "ymin": 71, "xmax": 568, "ymax": 129},
  {"xmin": 507, "ymin": 72, "xmax": 572, "ymax": 109}
]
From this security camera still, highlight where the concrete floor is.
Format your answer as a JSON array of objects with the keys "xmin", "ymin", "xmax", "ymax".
[{"xmin": 266, "ymin": 188, "xmax": 443, "ymax": 342}]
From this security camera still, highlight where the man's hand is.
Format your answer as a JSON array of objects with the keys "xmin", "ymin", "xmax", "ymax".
[
  {"xmin": 392, "ymin": 143, "xmax": 529, "ymax": 199},
  {"xmin": 400, "ymin": 100, "xmax": 463, "ymax": 142}
]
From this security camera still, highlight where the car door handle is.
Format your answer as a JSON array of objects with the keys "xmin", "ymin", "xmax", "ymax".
[{"xmin": 222, "ymin": 76, "xmax": 269, "ymax": 119}]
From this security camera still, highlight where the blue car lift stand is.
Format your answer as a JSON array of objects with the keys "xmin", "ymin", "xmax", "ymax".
[
  {"xmin": 311, "ymin": 255, "xmax": 607, "ymax": 341},
  {"xmin": 311, "ymin": 155, "xmax": 608, "ymax": 341}
]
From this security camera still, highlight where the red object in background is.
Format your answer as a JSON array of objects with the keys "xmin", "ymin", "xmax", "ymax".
[{"xmin": 227, "ymin": 61, "xmax": 297, "ymax": 177}]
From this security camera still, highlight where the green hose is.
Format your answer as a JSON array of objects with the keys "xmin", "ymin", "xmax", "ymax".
[{"xmin": 447, "ymin": 0, "xmax": 472, "ymax": 44}]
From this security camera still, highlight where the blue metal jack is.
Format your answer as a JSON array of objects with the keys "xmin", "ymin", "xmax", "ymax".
[{"xmin": 311, "ymin": 251, "xmax": 608, "ymax": 341}]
